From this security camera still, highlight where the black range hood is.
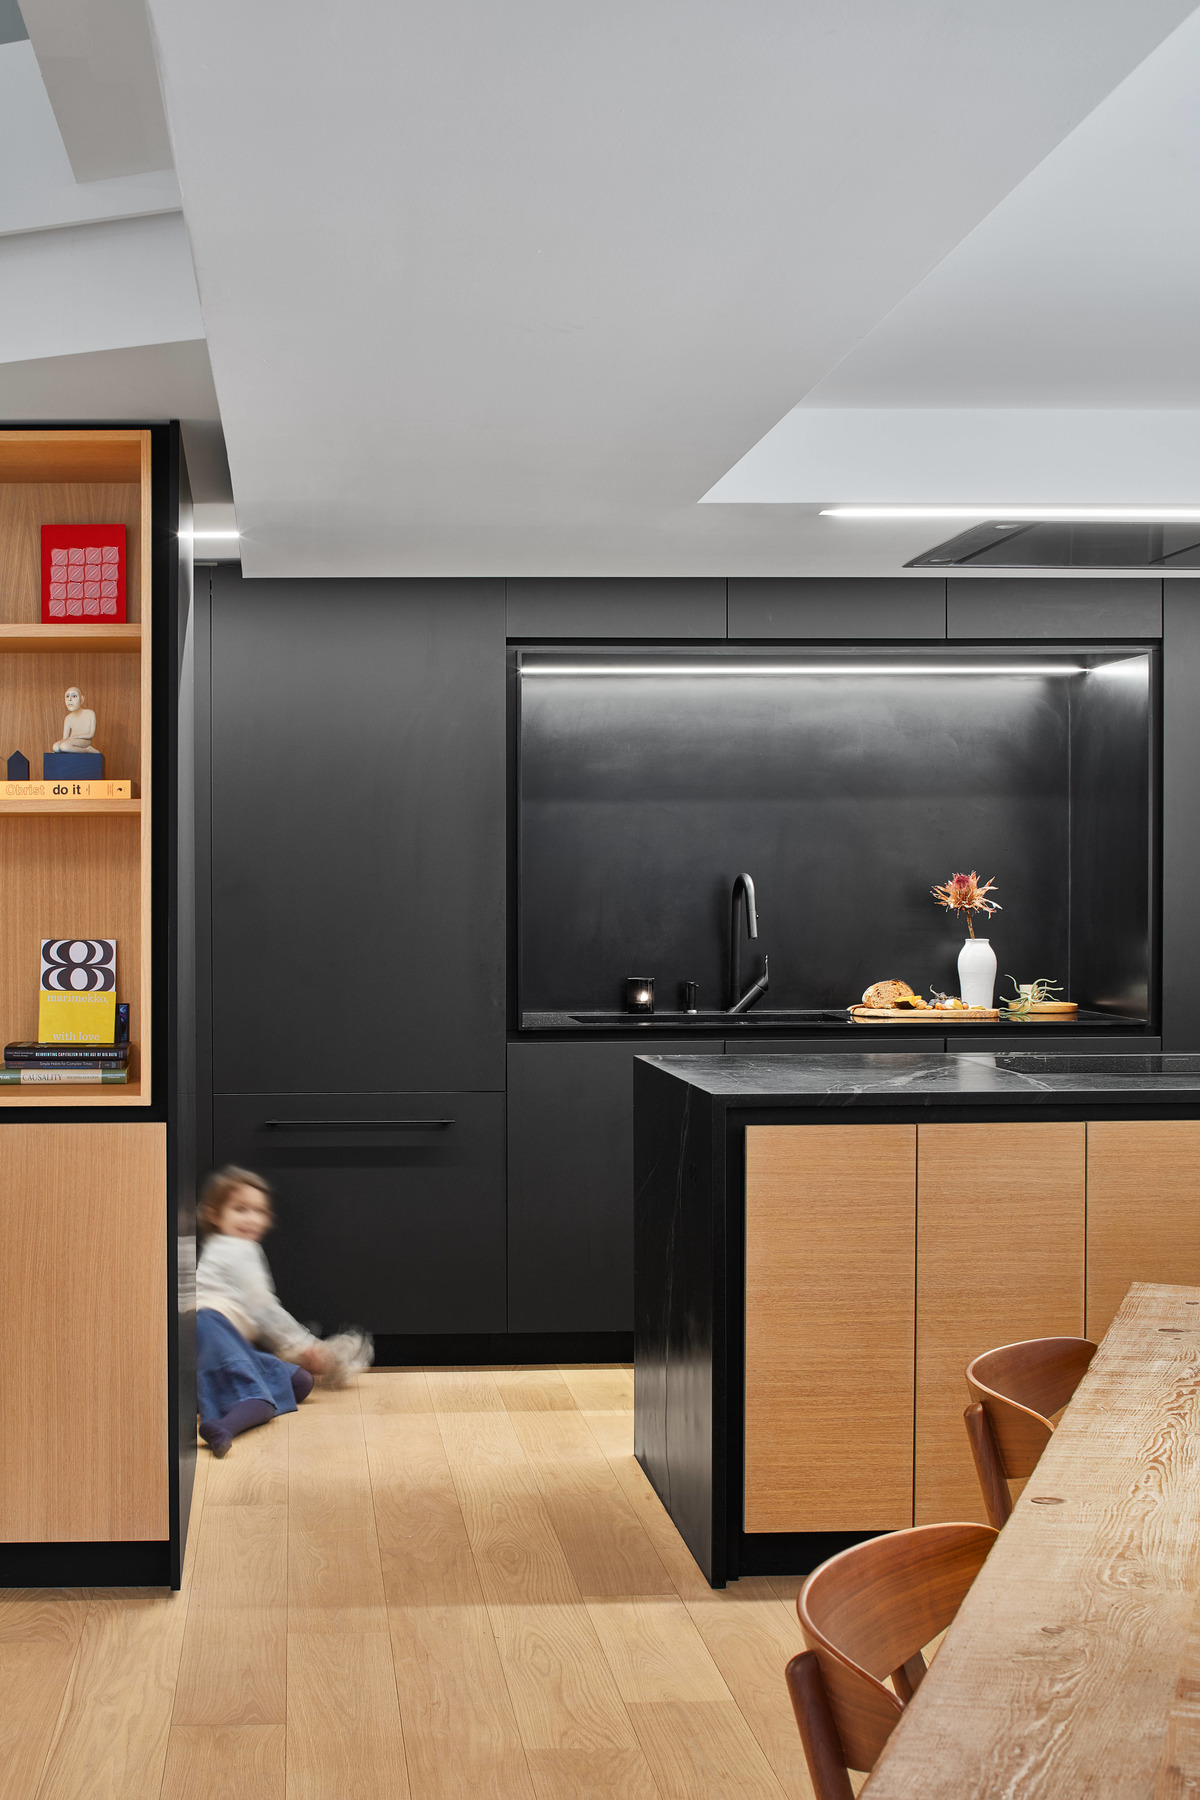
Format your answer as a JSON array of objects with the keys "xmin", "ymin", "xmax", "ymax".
[{"xmin": 908, "ymin": 519, "xmax": 1200, "ymax": 569}]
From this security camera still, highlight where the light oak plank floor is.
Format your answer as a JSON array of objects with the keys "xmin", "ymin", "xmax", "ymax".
[{"xmin": 8, "ymin": 1366, "xmax": 818, "ymax": 1800}]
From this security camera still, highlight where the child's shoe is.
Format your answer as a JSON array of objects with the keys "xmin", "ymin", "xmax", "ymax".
[{"xmin": 319, "ymin": 1330, "xmax": 374, "ymax": 1388}]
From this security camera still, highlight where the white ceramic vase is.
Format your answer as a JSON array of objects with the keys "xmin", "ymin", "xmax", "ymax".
[{"xmin": 958, "ymin": 936, "xmax": 997, "ymax": 1009}]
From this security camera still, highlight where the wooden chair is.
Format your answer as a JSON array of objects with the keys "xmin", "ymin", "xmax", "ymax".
[
  {"xmin": 784, "ymin": 1522, "xmax": 996, "ymax": 1800},
  {"xmin": 964, "ymin": 1335, "xmax": 1097, "ymax": 1529}
]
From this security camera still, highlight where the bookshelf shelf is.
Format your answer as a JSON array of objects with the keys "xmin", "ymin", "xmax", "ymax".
[
  {"xmin": 0, "ymin": 623, "xmax": 142, "ymax": 654},
  {"xmin": 0, "ymin": 798, "xmax": 141, "ymax": 815}
]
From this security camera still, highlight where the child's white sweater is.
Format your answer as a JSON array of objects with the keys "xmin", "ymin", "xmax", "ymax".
[{"xmin": 196, "ymin": 1234, "xmax": 316, "ymax": 1359}]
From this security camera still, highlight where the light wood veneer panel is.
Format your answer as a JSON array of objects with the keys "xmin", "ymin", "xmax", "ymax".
[
  {"xmin": 0, "ymin": 623, "xmax": 140, "ymax": 653},
  {"xmin": 744, "ymin": 1123, "xmax": 916, "ymax": 1533},
  {"xmin": 1086, "ymin": 1120, "xmax": 1200, "ymax": 1340},
  {"xmin": 0, "ymin": 480, "xmax": 143, "ymax": 624},
  {"xmin": 915, "ymin": 1120, "xmax": 1085, "ymax": 1524},
  {"xmin": 0, "ymin": 430, "xmax": 144, "ymax": 484},
  {"xmin": 0, "ymin": 1122, "xmax": 167, "ymax": 1540},
  {"xmin": 0, "ymin": 813, "xmax": 142, "ymax": 1066}
]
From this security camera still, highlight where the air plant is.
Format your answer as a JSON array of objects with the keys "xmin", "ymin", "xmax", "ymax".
[
  {"xmin": 1001, "ymin": 975, "xmax": 1063, "ymax": 1019},
  {"xmin": 930, "ymin": 870, "xmax": 1001, "ymax": 938}
]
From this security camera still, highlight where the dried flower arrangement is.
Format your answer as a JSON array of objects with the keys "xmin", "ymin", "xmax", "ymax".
[{"xmin": 931, "ymin": 870, "xmax": 1001, "ymax": 939}]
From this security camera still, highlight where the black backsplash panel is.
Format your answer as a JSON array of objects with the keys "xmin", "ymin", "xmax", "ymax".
[{"xmin": 516, "ymin": 659, "xmax": 1151, "ymax": 1015}]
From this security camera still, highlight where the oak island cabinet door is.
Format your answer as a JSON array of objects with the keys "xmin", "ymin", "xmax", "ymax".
[
  {"xmin": 213, "ymin": 1094, "xmax": 506, "ymax": 1335},
  {"xmin": 1086, "ymin": 1121, "xmax": 1200, "ymax": 1340},
  {"xmin": 743, "ymin": 1124, "xmax": 917, "ymax": 1534},
  {"xmin": 914, "ymin": 1121, "xmax": 1086, "ymax": 1525}
]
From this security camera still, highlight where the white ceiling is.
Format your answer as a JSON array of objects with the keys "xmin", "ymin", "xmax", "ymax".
[
  {"xmin": 708, "ymin": 4, "xmax": 1200, "ymax": 565},
  {"xmin": 139, "ymin": 0, "xmax": 1200, "ymax": 576},
  {"xmin": 3, "ymin": 3, "xmax": 1200, "ymax": 569},
  {"xmin": 0, "ymin": 28, "xmax": 228, "ymax": 495},
  {"xmin": 0, "ymin": 41, "xmax": 178, "ymax": 233},
  {"xmin": 0, "ymin": 212, "xmax": 200, "ymax": 363},
  {"xmin": 19, "ymin": 0, "xmax": 172, "ymax": 180},
  {"xmin": 805, "ymin": 7, "xmax": 1200, "ymax": 412}
]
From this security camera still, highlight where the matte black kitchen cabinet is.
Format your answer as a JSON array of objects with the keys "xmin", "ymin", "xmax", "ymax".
[
  {"xmin": 213, "ymin": 1093, "xmax": 506, "ymax": 1333},
  {"xmin": 947, "ymin": 577, "xmax": 1162, "ymax": 640},
  {"xmin": 507, "ymin": 578, "xmax": 726, "ymax": 639},
  {"xmin": 1163, "ymin": 579, "xmax": 1200, "ymax": 1053},
  {"xmin": 508, "ymin": 1039, "xmax": 684, "ymax": 1331},
  {"xmin": 727, "ymin": 577, "xmax": 946, "ymax": 640},
  {"xmin": 210, "ymin": 570, "xmax": 506, "ymax": 1093}
]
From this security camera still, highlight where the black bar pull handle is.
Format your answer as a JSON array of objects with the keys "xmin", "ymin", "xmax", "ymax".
[{"xmin": 263, "ymin": 1118, "xmax": 455, "ymax": 1130}]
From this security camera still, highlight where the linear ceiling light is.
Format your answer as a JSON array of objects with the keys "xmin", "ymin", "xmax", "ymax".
[
  {"xmin": 820, "ymin": 505, "xmax": 1200, "ymax": 521},
  {"xmin": 191, "ymin": 529, "xmax": 241, "ymax": 540},
  {"xmin": 522, "ymin": 663, "xmax": 1087, "ymax": 677}
]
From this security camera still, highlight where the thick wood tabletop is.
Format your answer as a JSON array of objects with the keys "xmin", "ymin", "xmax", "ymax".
[{"xmin": 861, "ymin": 1281, "xmax": 1200, "ymax": 1798}]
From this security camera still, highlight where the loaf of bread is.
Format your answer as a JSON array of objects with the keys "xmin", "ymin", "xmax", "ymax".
[{"xmin": 860, "ymin": 980, "xmax": 914, "ymax": 1008}]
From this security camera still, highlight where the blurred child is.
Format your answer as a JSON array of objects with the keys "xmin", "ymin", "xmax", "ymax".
[{"xmin": 195, "ymin": 1165, "xmax": 371, "ymax": 1456}]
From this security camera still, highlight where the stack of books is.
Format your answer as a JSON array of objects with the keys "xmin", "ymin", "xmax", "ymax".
[{"xmin": 2, "ymin": 1042, "xmax": 130, "ymax": 1084}]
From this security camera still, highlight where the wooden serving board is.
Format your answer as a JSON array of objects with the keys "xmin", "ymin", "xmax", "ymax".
[
  {"xmin": 850, "ymin": 1006, "xmax": 998, "ymax": 1024},
  {"xmin": 849, "ymin": 1002, "xmax": 1078, "ymax": 1024}
]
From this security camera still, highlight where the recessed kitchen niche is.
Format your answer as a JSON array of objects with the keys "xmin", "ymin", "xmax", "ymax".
[{"xmin": 515, "ymin": 646, "xmax": 1155, "ymax": 1022}]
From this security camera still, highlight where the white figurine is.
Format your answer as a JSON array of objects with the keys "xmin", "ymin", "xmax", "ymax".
[{"xmin": 52, "ymin": 687, "xmax": 99, "ymax": 754}]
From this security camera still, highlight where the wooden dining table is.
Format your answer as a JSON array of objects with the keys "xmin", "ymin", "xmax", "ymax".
[{"xmin": 861, "ymin": 1281, "xmax": 1200, "ymax": 1798}]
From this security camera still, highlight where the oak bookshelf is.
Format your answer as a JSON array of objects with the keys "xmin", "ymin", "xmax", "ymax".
[
  {"xmin": 0, "ymin": 430, "xmax": 152, "ymax": 1108},
  {"xmin": 0, "ymin": 422, "xmax": 193, "ymax": 1590}
]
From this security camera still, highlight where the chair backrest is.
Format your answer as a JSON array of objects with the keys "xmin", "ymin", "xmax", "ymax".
[
  {"xmin": 793, "ymin": 1522, "xmax": 996, "ymax": 1778},
  {"xmin": 966, "ymin": 1336, "xmax": 1096, "ymax": 1478}
]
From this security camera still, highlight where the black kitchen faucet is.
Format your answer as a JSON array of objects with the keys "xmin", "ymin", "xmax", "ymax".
[{"xmin": 728, "ymin": 871, "xmax": 770, "ymax": 1013}]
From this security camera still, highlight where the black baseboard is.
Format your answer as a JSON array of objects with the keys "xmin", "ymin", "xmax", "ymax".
[
  {"xmin": 731, "ymin": 1529, "xmax": 880, "ymax": 1581},
  {"xmin": 0, "ymin": 1540, "xmax": 172, "ymax": 1588},
  {"xmin": 373, "ymin": 1330, "xmax": 633, "ymax": 1367}
]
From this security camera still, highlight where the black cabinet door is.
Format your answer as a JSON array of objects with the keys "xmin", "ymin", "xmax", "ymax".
[
  {"xmin": 507, "ymin": 578, "xmax": 726, "ymax": 639},
  {"xmin": 210, "ymin": 570, "xmax": 506, "ymax": 1093},
  {"xmin": 947, "ymin": 577, "xmax": 1162, "ymax": 640},
  {"xmin": 507, "ymin": 1038, "xmax": 684, "ymax": 1332},
  {"xmin": 212, "ymin": 1092, "xmax": 506, "ymax": 1334},
  {"xmin": 728, "ymin": 577, "xmax": 946, "ymax": 640}
]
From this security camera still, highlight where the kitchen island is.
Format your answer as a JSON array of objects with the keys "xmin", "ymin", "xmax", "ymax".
[{"xmin": 633, "ymin": 1051, "xmax": 1200, "ymax": 1586}]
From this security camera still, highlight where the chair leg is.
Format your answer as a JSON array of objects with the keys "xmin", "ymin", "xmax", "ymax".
[
  {"xmin": 785, "ymin": 1650, "xmax": 856, "ymax": 1800},
  {"xmin": 964, "ymin": 1401, "xmax": 1012, "ymax": 1530}
]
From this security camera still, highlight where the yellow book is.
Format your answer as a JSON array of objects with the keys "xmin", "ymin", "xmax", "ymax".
[
  {"xmin": 4, "ymin": 780, "xmax": 131, "ymax": 800},
  {"xmin": 37, "ymin": 991, "xmax": 117, "ymax": 1042},
  {"xmin": 38, "ymin": 939, "xmax": 117, "ymax": 1042}
]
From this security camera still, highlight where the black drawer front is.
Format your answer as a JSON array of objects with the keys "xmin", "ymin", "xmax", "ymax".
[{"xmin": 212, "ymin": 1093, "xmax": 505, "ymax": 1335}]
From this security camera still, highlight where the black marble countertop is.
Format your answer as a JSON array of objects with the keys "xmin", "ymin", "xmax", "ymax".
[{"xmin": 640, "ymin": 1051, "xmax": 1200, "ymax": 1105}]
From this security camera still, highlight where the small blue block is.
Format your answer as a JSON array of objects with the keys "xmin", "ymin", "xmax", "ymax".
[
  {"xmin": 43, "ymin": 752, "xmax": 105, "ymax": 779},
  {"xmin": 6, "ymin": 752, "xmax": 29, "ymax": 780}
]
